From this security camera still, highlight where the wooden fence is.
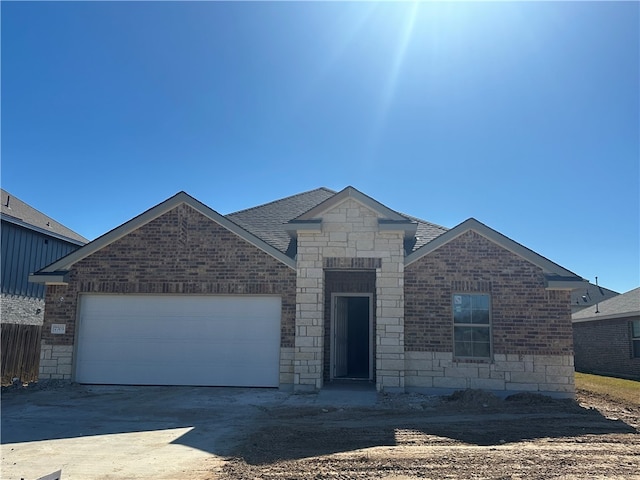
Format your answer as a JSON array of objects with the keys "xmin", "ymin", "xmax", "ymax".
[{"xmin": 1, "ymin": 323, "xmax": 42, "ymax": 385}]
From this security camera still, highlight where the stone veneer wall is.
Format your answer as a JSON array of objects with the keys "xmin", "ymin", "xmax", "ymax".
[
  {"xmin": 404, "ymin": 230, "xmax": 575, "ymax": 396},
  {"xmin": 293, "ymin": 199, "xmax": 405, "ymax": 392},
  {"xmin": 39, "ymin": 204, "xmax": 297, "ymax": 383},
  {"xmin": 39, "ymin": 344, "xmax": 73, "ymax": 380},
  {"xmin": 405, "ymin": 352, "xmax": 574, "ymax": 396}
]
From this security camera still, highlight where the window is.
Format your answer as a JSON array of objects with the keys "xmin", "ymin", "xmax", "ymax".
[
  {"xmin": 632, "ymin": 320, "xmax": 640, "ymax": 358},
  {"xmin": 453, "ymin": 293, "xmax": 491, "ymax": 358}
]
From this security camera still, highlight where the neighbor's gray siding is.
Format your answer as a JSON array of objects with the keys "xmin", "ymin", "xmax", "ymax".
[{"xmin": 1, "ymin": 221, "xmax": 80, "ymax": 299}]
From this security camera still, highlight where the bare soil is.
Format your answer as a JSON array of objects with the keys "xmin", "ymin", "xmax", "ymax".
[{"xmin": 220, "ymin": 389, "xmax": 640, "ymax": 479}]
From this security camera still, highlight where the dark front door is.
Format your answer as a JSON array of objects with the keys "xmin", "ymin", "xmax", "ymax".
[{"xmin": 331, "ymin": 295, "xmax": 372, "ymax": 380}]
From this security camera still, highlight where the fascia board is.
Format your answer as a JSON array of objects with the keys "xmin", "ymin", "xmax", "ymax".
[
  {"xmin": 405, "ymin": 218, "xmax": 582, "ymax": 279},
  {"xmin": 572, "ymin": 311, "xmax": 640, "ymax": 323},
  {"xmin": 38, "ymin": 192, "xmax": 296, "ymax": 273},
  {"xmin": 1, "ymin": 214, "xmax": 87, "ymax": 246},
  {"xmin": 296, "ymin": 186, "xmax": 408, "ymax": 221}
]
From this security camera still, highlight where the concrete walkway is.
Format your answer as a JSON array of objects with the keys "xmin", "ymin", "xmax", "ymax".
[{"xmin": 316, "ymin": 383, "xmax": 378, "ymax": 406}]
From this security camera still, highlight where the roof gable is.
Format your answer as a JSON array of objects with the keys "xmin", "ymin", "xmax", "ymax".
[
  {"xmin": 294, "ymin": 186, "xmax": 409, "ymax": 221},
  {"xmin": 405, "ymin": 217, "xmax": 584, "ymax": 287},
  {"xmin": 285, "ymin": 186, "xmax": 419, "ymax": 245},
  {"xmin": 31, "ymin": 192, "xmax": 295, "ymax": 283}
]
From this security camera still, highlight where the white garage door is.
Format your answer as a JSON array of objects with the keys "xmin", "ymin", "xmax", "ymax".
[{"xmin": 76, "ymin": 294, "xmax": 281, "ymax": 387}]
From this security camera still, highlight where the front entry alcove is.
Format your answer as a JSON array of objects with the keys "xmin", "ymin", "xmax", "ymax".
[{"xmin": 323, "ymin": 270, "xmax": 376, "ymax": 383}]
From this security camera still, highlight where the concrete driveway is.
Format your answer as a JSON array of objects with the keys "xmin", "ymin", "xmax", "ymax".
[{"xmin": 1, "ymin": 384, "xmax": 377, "ymax": 480}]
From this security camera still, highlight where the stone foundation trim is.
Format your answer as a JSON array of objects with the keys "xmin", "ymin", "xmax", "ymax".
[
  {"xmin": 279, "ymin": 347, "xmax": 295, "ymax": 387},
  {"xmin": 405, "ymin": 386, "xmax": 574, "ymax": 399},
  {"xmin": 39, "ymin": 343, "xmax": 74, "ymax": 380},
  {"xmin": 405, "ymin": 351, "xmax": 574, "ymax": 396}
]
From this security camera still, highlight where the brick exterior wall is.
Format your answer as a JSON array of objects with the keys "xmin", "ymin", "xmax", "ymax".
[
  {"xmin": 404, "ymin": 230, "xmax": 574, "ymax": 396},
  {"xmin": 405, "ymin": 231, "xmax": 572, "ymax": 355},
  {"xmin": 573, "ymin": 316, "xmax": 640, "ymax": 380},
  {"xmin": 40, "ymin": 204, "xmax": 296, "ymax": 380}
]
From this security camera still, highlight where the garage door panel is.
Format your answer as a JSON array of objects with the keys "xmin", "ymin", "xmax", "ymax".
[
  {"xmin": 76, "ymin": 295, "xmax": 281, "ymax": 386},
  {"xmin": 78, "ymin": 360, "xmax": 279, "ymax": 387},
  {"xmin": 79, "ymin": 339, "xmax": 279, "ymax": 364},
  {"xmin": 80, "ymin": 315, "xmax": 279, "ymax": 342}
]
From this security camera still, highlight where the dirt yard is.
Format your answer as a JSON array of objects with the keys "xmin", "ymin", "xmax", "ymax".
[{"xmin": 220, "ymin": 389, "xmax": 640, "ymax": 480}]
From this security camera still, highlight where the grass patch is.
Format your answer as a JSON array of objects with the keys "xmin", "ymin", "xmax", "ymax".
[{"xmin": 575, "ymin": 372, "xmax": 640, "ymax": 406}]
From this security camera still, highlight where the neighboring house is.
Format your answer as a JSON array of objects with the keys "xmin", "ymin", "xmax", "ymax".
[
  {"xmin": 30, "ymin": 187, "xmax": 584, "ymax": 396},
  {"xmin": 1, "ymin": 189, "xmax": 88, "ymax": 325},
  {"xmin": 571, "ymin": 282, "xmax": 619, "ymax": 314},
  {"xmin": 572, "ymin": 287, "xmax": 640, "ymax": 380}
]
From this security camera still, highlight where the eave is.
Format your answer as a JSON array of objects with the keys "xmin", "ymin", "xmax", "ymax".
[
  {"xmin": 1, "ymin": 214, "xmax": 87, "ymax": 246},
  {"xmin": 573, "ymin": 310, "xmax": 640, "ymax": 323},
  {"xmin": 28, "ymin": 271, "xmax": 69, "ymax": 285}
]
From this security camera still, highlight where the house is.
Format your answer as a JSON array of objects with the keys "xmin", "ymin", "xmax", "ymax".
[
  {"xmin": 30, "ymin": 187, "xmax": 583, "ymax": 396},
  {"xmin": 1, "ymin": 189, "xmax": 88, "ymax": 325},
  {"xmin": 570, "ymin": 281, "xmax": 619, "ymax": 314},
  {"xmin": 572, "ymin": 287, "xmax": 640, "ymax": 380}
]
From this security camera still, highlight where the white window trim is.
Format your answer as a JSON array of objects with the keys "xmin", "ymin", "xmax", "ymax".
[{"xmin": 452, "ymin": 293, "xmax": 492, "ymax": 360}]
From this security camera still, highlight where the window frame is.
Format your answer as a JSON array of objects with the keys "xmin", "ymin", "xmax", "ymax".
[
  {"xmin": 631, "ymin": 320, "xmax": 640, "ymax": 359},
  {"xmin": 452, "ymin": 293, "xmax": 492, "ymax": 360}
]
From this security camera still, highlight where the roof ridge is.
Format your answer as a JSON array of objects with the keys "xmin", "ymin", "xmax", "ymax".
[
  {"xmin": 227, "ymin": 187, "xmax": 337, "ymax": 216},
  {"xmin": 595, "ymin": 286, "xmax": 639, "ymax": 305}
]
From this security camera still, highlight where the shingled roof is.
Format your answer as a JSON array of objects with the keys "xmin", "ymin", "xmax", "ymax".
[
  {"xmin": 227, "ymin": 188, "xmax": 337, "ymax": 254},
  {"xmin": 1, "ymin": 189, "xmax": 88, "ymax": 245},
  {"xmin": 225, "ymin": 187, "xmax": 448, "ymax": 256},
  {"xmin": 573, "ymin": 287, "xmax": 640, "ymax": 321},
  {"xmin": 571, "ymin": 281, "xmax": 619, "ymax": 311},
  {"xmin": 400, "ymin": 213, "xmax": 450, "ymax": 251}
]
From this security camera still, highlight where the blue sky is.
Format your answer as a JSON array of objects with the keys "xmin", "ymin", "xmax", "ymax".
[{"xmin": 2, "ymin": 1, "xmax": 638, "ymax": 294}]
